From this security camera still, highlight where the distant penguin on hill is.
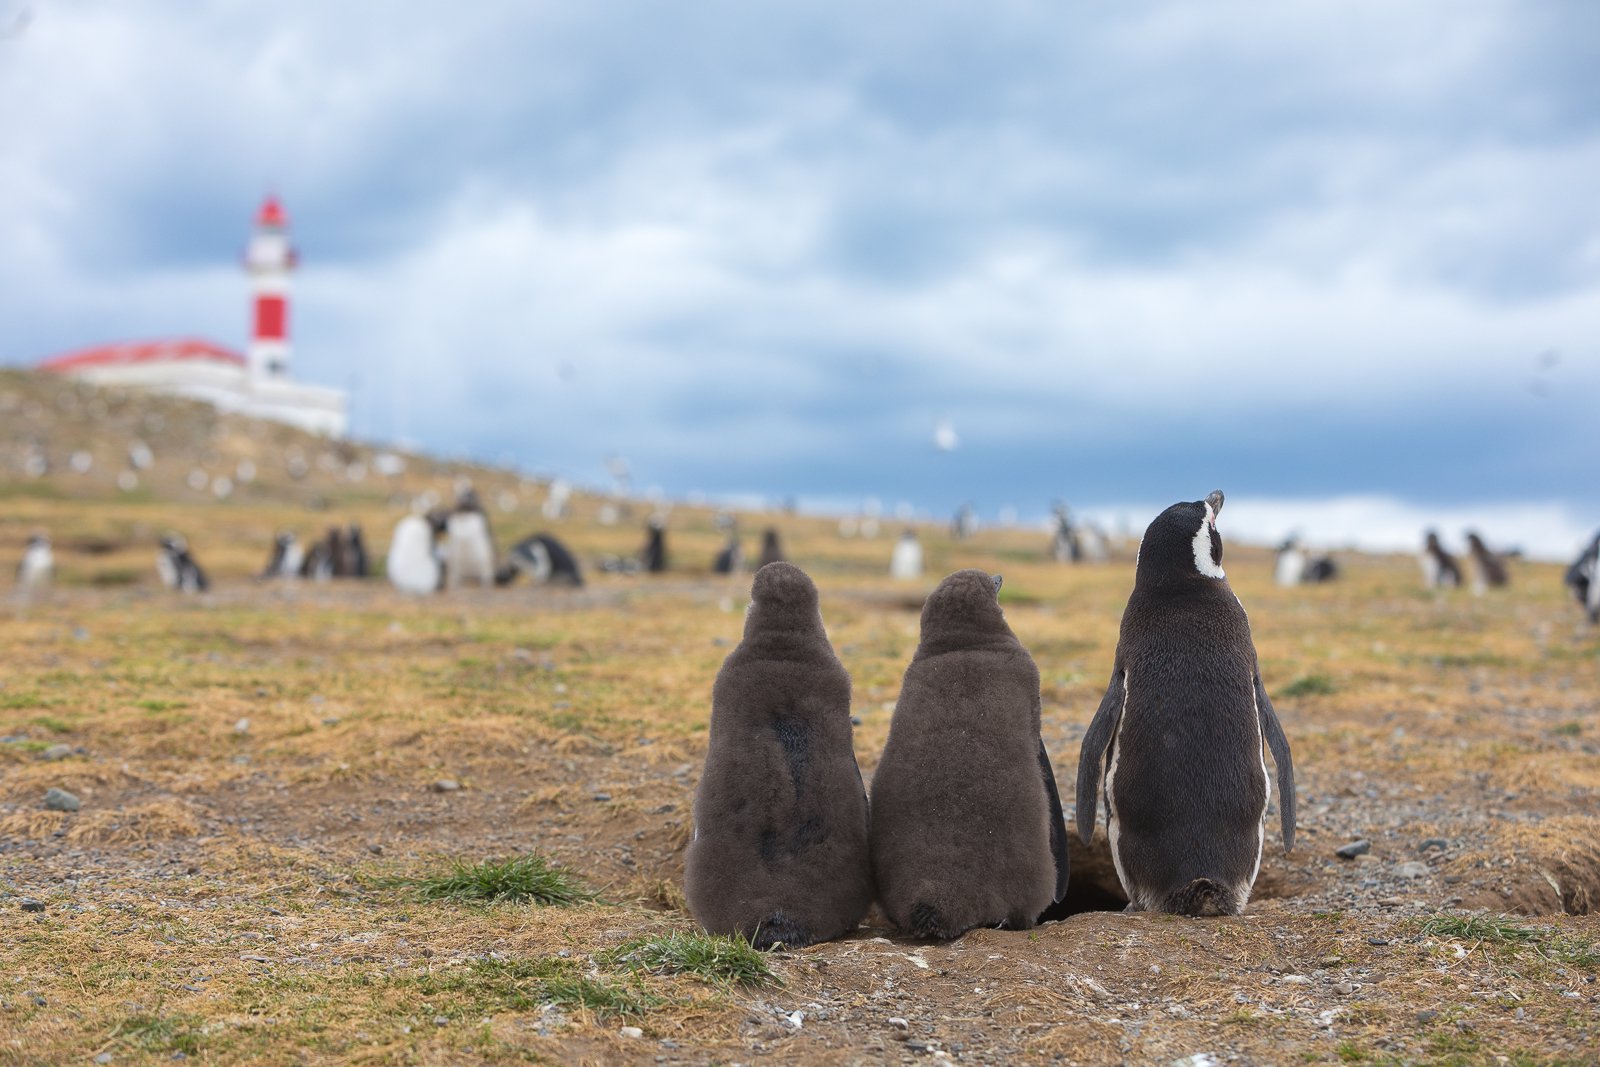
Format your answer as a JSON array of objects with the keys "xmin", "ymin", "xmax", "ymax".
[
  {"xmin": 641, "ymin": 518, "xmax": 668, "ymax": 574},
  {"xmin": 1463, "ymin": 531, "xmax": 1509, "ymax": 595},
  {"xmin": 16, "ymin": 535, "xmax": 54, "ymax": 595},
  {"xmin": 157, "ymin": 536, "xmax": 209, "ymax": 593},
  {"xmin": 259, "ymin": 532, "xmax": 304, "ymax": 580},
  {"xmin": 344, "ymin": 525, "xmax": 369, "ymax": 578},
  {"xmin": 1565, "ymin": 531, "xmax": 1600, "ymax": 624},
  {"xmin": 685, "ymin": 562, "xmax": 873, "ymax": 950},
  {"xmin": 1419, "ymin": 531, "xmax": 1462, "ymax": 590},
  {"xmin": 712, "ymin": 529, "xmax": 744, "ymax": 576},
  {"xmin": 495, "ymin": 533, "xmax": 584, "ymax": 588},
  {"xmin": 1275, "ymin": 537, "xmax": 1339, "ymax": 587},
  {"xmin": 870, "ymin": 570, "xmax": 1070, "ymax": 939},
  {"xmin": 1076, "ymin": 491, "xmax": 1295, "ymax": 917},
  {"xmin": 1051, "ymin": 505, "xmax": 1081, "ymax": 562},
  {"xmin": 300, "ymin": 530, "xmax": 334, "ymax": 582},
  {"xmin": 756, "ymin": 528, "xmax": 785, "ymax": 570},
  {"xmin": 889, "ymin": 530, "xmax": 923, "ymax": 580},
  {"xmin": 387, "ymin": 514, "xmax": 441, "ymax": 595},
  {"xmin": 445, "ymin": 489, "xmax": 495, "ymax": 589},
  {"xmin": 951, "ymin": 504, "xmax": 975, "ymax": 542}
]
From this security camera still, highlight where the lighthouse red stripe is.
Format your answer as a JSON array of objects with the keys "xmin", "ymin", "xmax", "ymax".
[{"xmin": 254, "ymin": 296, "xmax": 287, "ymax": 341}]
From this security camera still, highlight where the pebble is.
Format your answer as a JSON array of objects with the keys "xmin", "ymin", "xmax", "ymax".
[
  {"xmin": 39, "ymin": 744, "xmax": 73, "ymax": 761},
  {"xmin": 430, "ymin": 779, "xmax": 460, "ymax": 793},
  {"xmin": 43, "ymin": 787, "xmax": 80, "ymax": 812},
  {"xmin": 1336, "ymin": 981, "xmax": 1359, "ymax": 995},
  {"xmin": 1336, "ymin": 840, "xmax": 1371, "ymax": 859},
  {"xmin": 851, "ymin": 716, "xmax": 863, "ymax": 726},
  {"xmin": 234, "ymin": 718, "xmax": 251, "ymax": 734},
  {"xmin": 1280, "ymin": 974, "xmax": 1312, "ymax": 985},
  {"xmin": 592, "ymin": 793, "xmax": 612, "ymax": 802},
  {"xmin": 888, "ymin": 1017, "xmax": 910, "ymax": 1031},
  {"xmin": 1395, "ymin": 861, "xmax": 1429, "ymax": 880},
  {"xmin": 619, "ymin": 1026, "xmax": 644, "ymax": 1039},
  {"xmin": 20, "ymin": 898, "xmax": 45, "ymax": 913},
  {"xmin": 1418, "ymin": 838, "xmax": 1448, "ymax": 852},
  {"xmin": 433, "ymin": 1016, "xmax": 449, "ymax": 1027},
  {"xmin": 1417, "ymin": 1009, "xmax": 1439, "ymax": 1023},
  {"xmin": 95, "ymin": 1055, "xmax": 112, "ymax": 1065}
]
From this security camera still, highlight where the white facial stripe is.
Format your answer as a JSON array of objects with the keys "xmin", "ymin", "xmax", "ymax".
[{"xmin": 1192, "ymin": 502, "xmax": 1226, "ymax": 579}]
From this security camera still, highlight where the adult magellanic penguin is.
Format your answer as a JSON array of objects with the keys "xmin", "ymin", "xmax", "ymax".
[
  {"xmin": 1076, "ymin": 491, "xmax": 1295, "ymax": 917},
  {"xmin": 1565, "ymin": 531, "xmax": 1600, "ymax": 624}
]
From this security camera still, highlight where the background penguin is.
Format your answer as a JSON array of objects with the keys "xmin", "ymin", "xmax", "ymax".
[
  {"xmin": 1275, "ymin": 537, "xmax": 1339, "ymax": 586},
  {"xmin": 300, "ymin": 531, "xmax": 335, "ymax": 581},
  {"xmin": 1419, "ymin": 531, "xmax": 1462, "ymax": 589},
  {"xmin": 641, "ymin": 517, "xmax": 668, "ymax": 574},
  {"xmin": 445, "ymin": 489, "xmax": 495, "ymax": 588},
  {"xmin": 156, "ymin": 536, "xmax": 209, "ymax": 593},
  {"xmin": 870, "ymin": 569, "xmax": 1070, "ymax": 939},
  {"xmin": 1075, "ymin": 491, "xmax": 1294, "ymax": 917},
  {"xmin": 1051, "ymin": 505, "xmax": 1081, "ymax": 562},
  {"xmin": 685, "ymin": 562, "xmax": 873, "ymax": 950},
  {"xmin": 889, "ymin": 529, "xmax": 923, "ymax": 580},
  {"xmin": 495, "ymin": 533, "xmax": 585, "ymax": 587},
  {"xmin": 1565, "ymin": 531, "xmax": 1600, "ymax": 624},
  {"xmin": 258, "ymin": 532, "xmax": 304, "ymax": 580},
  {"xmin": 756, "ymin": 527, "xmax": 785, "ymax": 570},
  {"xmin": 16, "ymin": 534, "xmax": 54, "ymax": 594},
  {"xmin": 387, "ymin": 514, "xmax": 441, "ymax": 595},
  {"xmin": 1464, "ymin": 531, "xmax": 1509, "ymax": 595},
  {"xmin": 343, "ymin": 524, "xmax": 369, "ymax": 578},
  {"xmin": 712, "ymin": 527, "xmax": 744, "ymax": 575}
]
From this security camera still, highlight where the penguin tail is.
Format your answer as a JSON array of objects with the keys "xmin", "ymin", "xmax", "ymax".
[
  {"xmin": 905, "ymin": 900, "xmax": 970, "ymax": 941},
  {"xmin": 1163, "ymin": 878, "xmax": 1239, "ymax": 917},
  {"xmin": 749, "ymin": 911, "xmax": 812, "ymax": 951}
]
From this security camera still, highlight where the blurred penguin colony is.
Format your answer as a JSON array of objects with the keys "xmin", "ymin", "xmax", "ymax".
[{"xmin": 11, "ymin": 474, "xmax": 1600, "ymax": 619}]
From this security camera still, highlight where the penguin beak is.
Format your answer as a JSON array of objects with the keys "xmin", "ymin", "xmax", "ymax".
[
  {"xmin": 1206, "ymin": 489, "xmax": 1225, "ymax": 516},
  {"xmin": 991, "ymin": 574, "xmax": 1003, "ymax": 595}
]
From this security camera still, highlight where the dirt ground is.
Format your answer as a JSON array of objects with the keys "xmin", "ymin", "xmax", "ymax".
[{"xmin": 3, "ymin": 479, "xmax": 1598, "ymax": 1067}]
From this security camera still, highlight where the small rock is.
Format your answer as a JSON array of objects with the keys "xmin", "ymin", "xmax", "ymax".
[
  {"xmin": 1417, "ymin": 1008, "xmax": 1439, "ymax": 1023},
  {"xmin": 95, "ymin": 1054, "xmax": 113, "ymax": 1065},
  {"xmin": 39, "ymin": 744, "xmax": 72, "ymax": 761},
  {"xmin": 1336, "ymin": 840, "xmax": 1371, "ymax": 859},
  {"xmin": 234, "ymin": 718, "xmax": 251, "ymax": 734},
  {"xmin": 1336, "ymin": 981, "xmax": 1359, "ymax": 995},
  {"xmin": 367, "ymin": 843, "xmax": 384, "ymax": 855},
  {"xmin": 592, "ymin": 793, "xmax": 612, "ymax": 802},
  {"xmin": 1395, "ymin": 861, "xmax": 1429, "ymax": 880},
  {"xmin": 1367, "ymin": 937, "xmax": 1391, "ymax": 946},
  {"xmin": 1418, "ymin": 838, "xmax": 1448, "ymax": 853},
  {"xmin": 433, "ymin": 1016, "xmax": 449, "ymax": 1027},
  {"xmin": 43, "ymin": 787, "xmax": 80, "ymax": 812},
  {"xmin": 888, "ymin": 1017, "xmax": 910, "ymax": 1031},
  {"xmin": 20, "ymin": 898, "xmax": 45, "ymax": 913},
  {"xmin": 850, "ymin": 716, "xmax": 863, "ymax": 726},
  {"xmin": 430, "ymin": 779, "xmax": 460, "ymax": 793},
  {"xmin": 620, "ymin": 1026, "xmax": 644, "ymax": 1039},
  {"xmin": 1280, "ymin": 974, "xmax": 1312, "ymax": 985}
]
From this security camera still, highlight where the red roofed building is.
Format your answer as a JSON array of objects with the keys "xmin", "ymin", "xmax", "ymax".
[{"xmin": 37, "ymin": 197, "xmax": 347, "ymax": 437}]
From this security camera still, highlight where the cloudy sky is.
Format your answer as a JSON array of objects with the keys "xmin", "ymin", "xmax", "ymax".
[{"xmin": 2, "ymin": 1, "xmax": 1597, "ymax": 552}]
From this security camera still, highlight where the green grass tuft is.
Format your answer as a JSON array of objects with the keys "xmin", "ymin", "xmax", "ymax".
[
  {"xmin": 606, "ymin": 931, "xmax": 778, "ymax": 988},
  {"xmin": 421, "ymin": 957, "xmax": 662, "ymax": 1020},
  {"xmin": 112, "ymin": 1012, "xmax": 206, "ymax": 1055},
  {"xmin": 1279, "ymin": 673, "xmax": 1335, "ymax": 698},
  {"xmin": 401, "ymin": 853, "xmax": 597, "ymax": 906},
  {"xmin": 1420, "ymin": 914, "xmax": 1599, "ymax": 970}
]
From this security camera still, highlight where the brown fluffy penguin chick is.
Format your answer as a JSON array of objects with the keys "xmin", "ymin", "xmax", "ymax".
[
  {"xmin": 870, "ymin": 569, "xmax": 1070, "ymax": 941},
  {"xmin": 685, "ymin": 562, "xmax": 873, "ymax": 950}
]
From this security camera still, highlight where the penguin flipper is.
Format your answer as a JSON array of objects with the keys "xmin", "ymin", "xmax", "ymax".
[
  {"xmin": 1074, "ymin": 668, "xmax": 1125, "ymax": 845},
  {"xmin": 1255, "ymin": 673, "xmax": 1296, "ymax": 853},
  {"xmin": 1037, "ymin": 738, "xmax": 1071, "ymax": 903}
]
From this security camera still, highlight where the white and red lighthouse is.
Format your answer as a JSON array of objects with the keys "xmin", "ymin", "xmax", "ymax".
[
  {"xmin": 37, "ymin": 194, "xmax": 347, "ymax": 437},
  {"xmin": 245, "ymin": 194, "xmax": 297, "ymax": 381}
]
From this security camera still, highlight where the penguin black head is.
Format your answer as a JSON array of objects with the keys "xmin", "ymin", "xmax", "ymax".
[
  {"xmin": 918, "ymin": 569, "xmax": 1010, "ymax": 653},
  {"xmin": 746, "ymin": 561, "xmax": 821, "ymax": 633},
  {"xmin": 1136, "ymin": 490, "xmax": 1226, "ymax": 584}
]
